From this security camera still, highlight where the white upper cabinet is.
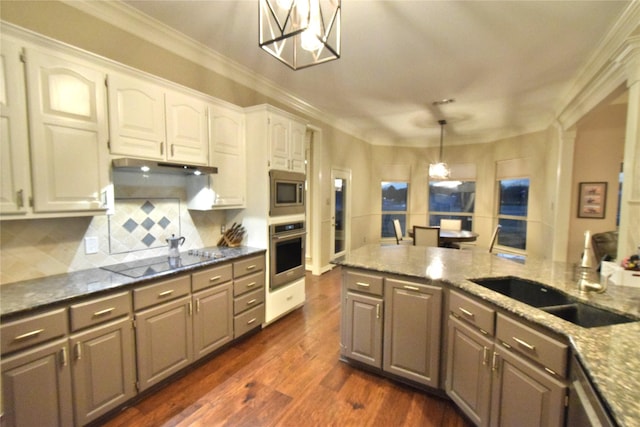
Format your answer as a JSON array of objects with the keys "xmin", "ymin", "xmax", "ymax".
[
  {"xmin": 266, "ymin": 108, "xmax": 307, "ymax": 174},
  {"xmin": 24, "ymin": 46, "xmax": 110, "ymax": 213},
  {"xmin": 107, "ymin": 72, "xmax": 208, "ymax": 166},
  {"xmin": 0, "ymin": 38, "xmax": 31, "ymax": 215}
]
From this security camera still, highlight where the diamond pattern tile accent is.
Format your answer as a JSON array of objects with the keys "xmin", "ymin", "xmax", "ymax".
[
  {"xmin": 158, "ymin": 216, "xmax": 171, "ymax": 229},
  {"xmin": 123, "ymin": 219, "xmax": 138, "ymax": 233},
  {"xmin": 141, "ymin": 218, "xmax": 155, "ymax": 231},
  {"xmin": 141, "ymin": 201, "xmax": 155, "ymax": 214},
  {"xmin": 141, "ymin": 233, "xmax": 156, "ymax": 247}
]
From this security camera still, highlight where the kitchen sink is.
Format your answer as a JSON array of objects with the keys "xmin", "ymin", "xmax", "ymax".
[{"xmin": 470, "ymin": 276, "xmax": 637, "ymax": 328}]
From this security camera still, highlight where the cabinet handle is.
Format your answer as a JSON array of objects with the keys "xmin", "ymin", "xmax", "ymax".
[
  {"xmin": 247, "ymin": 318, "xmax": 257, "ymax": 325},
  {"xmin": 458, "ymin": 307, "xmax": 475, "ymax": 318},
  {"xmin": 188, "ymin": 301, "xmax": 193, "ymax": 316},
  {"xmin": 160, "ymin": 142, "xmax": 164, "ymax": 156},
  {"xmin": 93, "ymin": 307, "xmax": 115, "ymax": 317},
  {"xmin": 158, "ymin": 289, "xmax": 174, "ymax": 297},
  {"xmin": 246, "ymin": 265, "xmax": 257, "ymax": 271},
  {"xmin": 403, "ymin": 285, "xmax": 420, "ymax": 291},
  {"xmin": 247, "ymin": 299, "xmax": 257, "ymax": 305},
  {"xmin": 60, "ymin": 347, "xmax": 68, "ymax": 367},
  {"xmin": 246, "ymin": 281, "xmax": 256, "ymax": 288},
  {"xmin": 512, "ymin": 336, "xmax": 536, "ymax": 352},
  {"xmin": 482, "ymin": 346, "xmax": 489, "ymax": 366},
  {"xmin": 196, "ymin": 299, "xmax": 200, "ymax": 313},
  {"xmin": 355, "ymin": 282, "xmax": 370, "ymax": 288},
  {"xmin": 101, "ymin": 190, "xmax": 108, "ymax": 207},
  {"xmin": 13, "ymin": 328, "xmax": 44, "ymax": 341},
  {"xmin": 16, "ymin": 189, "xmax": 24, "ymax": 209},
  {"xmin": 209, "ymin": 275, "xmax": 222, "ymax": 282},
  {"xmin": 75, "ymin": 342, "xmax": 82, "ymax": 361},
  {"xmin": 376, "ymin": 304, "xmax": 381, "ymax": 319},
  {"xmin": 491, "ymin": 351, "xmax": 499, "ymax": 372}
]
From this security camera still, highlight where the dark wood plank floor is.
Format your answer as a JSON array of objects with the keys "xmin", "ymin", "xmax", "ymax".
[{"xmin": 102, "ymin": 267, "xmax": 472, "ymax": 427}]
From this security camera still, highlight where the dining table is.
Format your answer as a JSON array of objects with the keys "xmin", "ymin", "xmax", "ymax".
[{"xmin": 409, "ymin": 228, "xmax": 479, "ymax": 247}]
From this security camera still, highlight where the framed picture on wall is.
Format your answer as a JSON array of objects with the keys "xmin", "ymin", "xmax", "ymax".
[{"xmin": 578, "ymin": 182, "xmax": 607, "ymax": 219}]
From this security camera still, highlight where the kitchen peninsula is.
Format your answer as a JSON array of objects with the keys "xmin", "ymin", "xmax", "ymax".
[{"xmin": 334, "ymin": 244, "xmax": 640, "ymax": 427}]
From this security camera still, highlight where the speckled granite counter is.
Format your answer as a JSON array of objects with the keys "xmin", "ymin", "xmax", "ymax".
[
  {"xmin": 333, "ymin": 244, "xmax": 640, "ymax": 427},
  {"xmin": 0, "ymin": 246, "xmax": 265, "ymax": 319}
]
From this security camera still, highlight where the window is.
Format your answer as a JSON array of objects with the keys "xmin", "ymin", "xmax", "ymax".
[
  {"xmin": 381, "ymin": 182, "xmax": 408, "ymax": 238},
  {"xmin": 497, "ymin": 178, "xmax": 529, "ymax": 250},
  {"xmin": 428, "ymin": 181, "xmax": 475, "ymax": 230}
]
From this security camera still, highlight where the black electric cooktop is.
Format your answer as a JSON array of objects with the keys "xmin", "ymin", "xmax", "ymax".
[{"xmin": 101, "ymin": 250, "xmax": 225, "ymax": 279}]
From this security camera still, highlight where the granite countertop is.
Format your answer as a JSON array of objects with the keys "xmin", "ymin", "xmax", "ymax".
[
  {"xmin": 333, "ymin": 244, "xmax": 640, "ymax": 427},
  {"xmin": 0, "ymin": 246, "xmax": 265, "ymax": 319}
]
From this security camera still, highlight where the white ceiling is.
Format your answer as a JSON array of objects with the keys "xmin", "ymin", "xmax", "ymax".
[{"xmin": 122, "ymin": 0, "xmax": 630, "ymax": 147}]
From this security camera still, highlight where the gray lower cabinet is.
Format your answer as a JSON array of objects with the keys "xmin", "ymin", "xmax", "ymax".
[
  {"xmin": 344, "ymin": 291, "xmax": 383, "ymax": 368},
  {"xmin": 383, "ymin": 279, "xmax": 442, "ymax": 387},
  {"xmin": 1, "ymin": 337, "xmax": 73, "ymax": 427},
  {"xmin": 445, "ymin": 290, "xmax": 568, "ymax": 427},
  {"xmin": 193, "ymin": 282, "xmax": 233, "ymax": 360},
  {"xmin": 134, "ymin": 295, "xmax": 194, "ymax": 392}
]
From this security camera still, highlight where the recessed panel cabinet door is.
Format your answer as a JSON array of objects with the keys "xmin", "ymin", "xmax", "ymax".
[
  {"xmin": 344, "ymin": 292, "xmax": 383, "ymax": 368},
  {"xmin": 193, "ymin": 283, "xmax": 233, "ymax": 360},
  {"xmin": 107, "ymin": 73, "xmax": 165, "ymax": 160},
  {"xmin": 289, "ymin": 120, "xmax": 306, "ymax": 173},
  {"xmin": 70, "ymin": 317, "xmax": 136, "ymax": 426},
  {"xmin": 165, "ymin": 90, "xmax": 208, "ymax": 165},
  {"xmin": 268, "ymin": 113, "xmax": 290, "ymax": 170},
  {"xmin": 134, "ymin": 296, "xmax": 193, "ymax": 392},
  {"xmin": 24, "ymin": 47, "xmax": 109, "ymax": 213},
  {"xmin": 0, "ymin": 38, "xmax": 31, "ymax": 215},
  {"xmin": 1, "ymin": 338, "xmax": 73, "ymax": 427}
]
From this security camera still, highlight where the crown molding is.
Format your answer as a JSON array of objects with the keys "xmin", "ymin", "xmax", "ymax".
[{"xmin": 63, "ymin": 0, "xmax": 365, "ymax": 141}]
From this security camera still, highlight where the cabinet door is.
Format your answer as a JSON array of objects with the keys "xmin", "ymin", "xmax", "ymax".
[
  {"xmin": 289, "ymin": 120, "xmax": 306, "ymax": 173},
  {"xmin": 193, "ymin": 283, "xmax": 233, "ymax": 360},
  {"xmin": 1, "ymin": 338, "xmax": 73, "ymax": 427},
  {"xmin": 0, "ymin": 38, "xmax": 31, "ymax": 215},
  {"xmin": 107, "ymin": 72, "xmax": 165, "ymax": 160},
  {"xmin": 344, "ymin": 292, "xmax": 383, "ymax": 368},
  {"xmin": 446, "ymin": 315, "xmax": 493, "ymax": 427},
  {"xmin": 383, "ymin": 279, "xmax": 442, "ymax": 387},
  {"xmin": 209, "ymin": 104, "xmax": 246, "ymax": 207},
  {"xmin": 69, "ymin": 317, "xmax": 136, "ymax": 426},
  {"xmin": 268, "ymin": 113, "xmax": 290, "ymax": 170},
  {"xmin": 24, "ymin": 47, "xmax": 109, "ymax": 213},
  {"xmin": 490, "ymin": 347, "xmax": 567, "ymax": 427},
  {"xmin": 135, "ymin": 295, "xmax": 193, "ymax": 392},
  {"xmin": 165, "ymin": 90, "xmax": 208, "ymax": 165}
]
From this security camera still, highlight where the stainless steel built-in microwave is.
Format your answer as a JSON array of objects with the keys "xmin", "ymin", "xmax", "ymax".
[{"xmin": 269, "ymin": 170, "xmax": 305, "ymax": 216}]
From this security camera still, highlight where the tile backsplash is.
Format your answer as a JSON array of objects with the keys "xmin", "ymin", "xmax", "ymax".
[{"xmin": 0, "ymin": 172, "xmax": 226, "ymax": 284}]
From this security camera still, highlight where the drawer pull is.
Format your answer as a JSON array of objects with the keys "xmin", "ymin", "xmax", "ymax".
[
  {"xmin": 246, "ymin": 281, "xmax": 257, "ymax": 288},
  {"xmin": 376, "ymin": 304, "xmax": 381, "ymax": 319},
  {"xmin": 491, "ymin": 351, "xmax": 499, "ymax": 372},
  {"xmin": 158, "ymin": 289, "xmax": 174, "ymax": 297},
  {"xmin": 14, "ymin": 329, "xmax": 44, "ymax": 341},
  {"xmin": 356, "ymin": 282, "xmax": 370, "ymax": 288},
  {"xmin": 75, "ymin": 342, "xmax": 83, "ymax": 361},
  {"xmin": 93, "ymin": 307, "xmax": 115, "ymax": 317},
  {"xmin": 247, "ymin": 299, "xmax": 257, "ymax": 305},
  {"xmin": 459, "ymin": 307, "xmax": 475, "ymax": 318},
  {"xmin": 196, "ymin": 299, "xmax": 201, "ymax": 313},
  {"xmin": 246, "ymin": 265, "xmax": 257, "ymax": 271},
  {"xmin": 209, "ymin": 275, "xmax": 222, "ymax": 282},
  {"xmin": 482, "ymin": 346, "xmax": 489, "ymax": 366},
  {"xmin": 247, "ymin": 318, "xmax": 257, "ymax": 325},
  {"xmin": 286, "ymin": 295, "xmax": 293, "ymax": 301},
  {"xmin": 403, "ymin": 285, "xmax": 420, "ymax": 291},
  {"xmin": 60, "ymin": 347, "xmax": 68, "ymax": 367},
  {"xmin": 512, "ymin": 336, "xmax": 536, "ymax": 352}
]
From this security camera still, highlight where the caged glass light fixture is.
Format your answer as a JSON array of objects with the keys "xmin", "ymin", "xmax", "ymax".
[
  {"xmin": 259, "ymin": 0, "xmax": 341, "ymax": 70},
  {"xmin": 429, "ymin": 120, "xmax": 451, "ymax": 179}
]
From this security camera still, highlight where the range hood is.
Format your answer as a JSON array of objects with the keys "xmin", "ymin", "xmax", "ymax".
[{"xmin": 112, "ymin": 158, "xmax": 217, "ymax": 175}]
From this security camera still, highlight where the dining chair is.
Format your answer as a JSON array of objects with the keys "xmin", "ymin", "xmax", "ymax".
[
  {"xmin": 489, "ymin": 224, "xmax": 502, "ymax": 253},
  {"xmin": 413, "ymin": 226, "xmax": 440, "ymax": 247},
  {"xmin": 440, "ymin": 219, "xmax": 462, "ymax": 231},
  {"xmin": 392, "ymin": 219, "xmax": 407, "ymax": 245}
]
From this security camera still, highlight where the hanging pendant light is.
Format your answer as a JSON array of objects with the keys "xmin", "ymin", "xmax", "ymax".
[
  {"xmin": 259, "ymin": 0, "xmax": 341, "ymax": 70},
  {"xmin": 429, "ymin": 120, "xmax": 451, "ymax": 179}
]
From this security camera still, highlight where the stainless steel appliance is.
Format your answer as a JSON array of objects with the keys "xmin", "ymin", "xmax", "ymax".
[
  {"xmin": 269, "ymin": 220, "xmax": 306, "ymax": 289},
  {"xmin": 101, "ymin": 249, "xmax": 226, "ymax": 278},
  {"xmin": 269, "ymin": 170, "xmax": 305, "ymax": 216},
  {"xmin": 567, "ymin": 354, "xmax": 615, "ymax": 427}
]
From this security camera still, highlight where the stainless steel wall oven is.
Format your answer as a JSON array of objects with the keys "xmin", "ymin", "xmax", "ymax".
[{"xmin": 269, "ymin": 221, "xmax": 306, "ymax": 290}]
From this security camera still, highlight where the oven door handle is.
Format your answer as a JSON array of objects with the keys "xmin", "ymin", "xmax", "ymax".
[{"xmin": 272, "ymin": 231, "xmax": 306, "ymax": 240}]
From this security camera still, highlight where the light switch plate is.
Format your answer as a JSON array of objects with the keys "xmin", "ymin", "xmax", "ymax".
[{"xmin": 84, "ymin": 236, "xmax": 99, "ymax": 254}]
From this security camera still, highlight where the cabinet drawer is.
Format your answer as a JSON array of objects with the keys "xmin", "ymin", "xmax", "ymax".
[
  {"xmin": 134, "ymin": 275, "xmax": 191, "ymax": 311},
  {"xmin": 1, "ymin": 308, "xmax": 67, "ymax": 355},
  {"xmin": 234, "ymin": 288, "xmax": 265, "ymax": 315},
  {"xmin": 345, "ymin": 270, "xmax": 383, "ymax": 296},
  {"xmin": 70, "ymin": 291, "xmax": 131, "ymax": 331},
  {"xmin": 234, "ymin": 304, "xmax": 264, "ymax": 338},
  {"xmin": 234, "ymin": 271, "xmax": 265, "ymax": 296},
  {"xmin": 233, "ymin": 255, "xmax": 265, "ymax": 279},
  {"xmin": 449, "ymin": 290, "xmax": 495, "ymax": 335},
  {"xmin": 192, "ymin": 263, "xmax": 233, "ymax": 292},
  {"xmin": 496, "ymin": 313, "xmax": 568, "ymax": 376}
]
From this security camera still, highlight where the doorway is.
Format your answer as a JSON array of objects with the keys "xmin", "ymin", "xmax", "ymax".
[{"xmin": 331, "ymin": 168, "xmax": 351, "ymax": 260}]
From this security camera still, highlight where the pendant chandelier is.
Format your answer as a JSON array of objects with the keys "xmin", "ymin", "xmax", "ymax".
[
  {"xmin": 259, "ymin": 0, "xmax": 341, "ymax": 70},
  {"xmin": 429, "ymin": 120, "xmax": 451, "ymax": 179}
]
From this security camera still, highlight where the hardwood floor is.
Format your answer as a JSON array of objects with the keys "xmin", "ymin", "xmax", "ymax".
[{"xmin": 101, "ymin": 267, "xmax": 472, "ymax": 427}]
